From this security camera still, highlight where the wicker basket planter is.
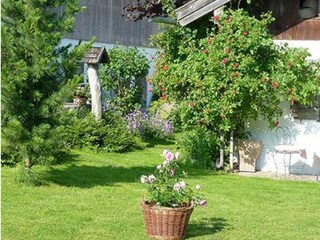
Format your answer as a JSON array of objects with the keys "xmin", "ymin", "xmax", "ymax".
[{"xmin": 141, "ymin": 200, "xmax": 194, "ymax": 240}]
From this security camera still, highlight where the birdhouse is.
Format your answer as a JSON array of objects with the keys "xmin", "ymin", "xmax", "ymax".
[
  {"xmin": 81, "ymin": 47, "xmax": 110, "ymax": 65},
  {"xmin": 81, "ymin": 47, "xmax": 110, "ymax": 119}
]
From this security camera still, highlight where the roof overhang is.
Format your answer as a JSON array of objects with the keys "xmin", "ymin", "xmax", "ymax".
[{"xmin": 175, "ymin": 0, "xmax": 231, "ymax": 26}]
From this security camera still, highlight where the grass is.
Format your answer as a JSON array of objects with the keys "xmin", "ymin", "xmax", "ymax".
[{"xmin": 2, "ymin": 141, "xmax": 320, "ymax": 240}]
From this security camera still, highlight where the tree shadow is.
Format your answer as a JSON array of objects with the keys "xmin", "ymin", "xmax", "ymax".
[
  {"xmin": 186, "ymin": 217, "xmax": 228, "ymax": 239},
  {"xmin": 143, "ymin": 138, "xmax": 176, "ymax": 148},
  {"xmin": 42, "ymin": 164, "xmax": 154, "ymax": 188}
]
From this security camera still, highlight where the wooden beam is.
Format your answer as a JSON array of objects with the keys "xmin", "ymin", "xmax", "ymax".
[
  {"xmin": 176, "ymin": 0, "xmax": 231, "ymax": 26},
  {"xmin": 175, "ymin": 0, "xmax": 216, "ymax": 20}
]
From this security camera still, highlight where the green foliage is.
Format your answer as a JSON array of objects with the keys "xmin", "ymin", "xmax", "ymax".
[
  {"xmin": 1, "ymin": 0, "xmax": 92, "ymax": 167},
  {"xmin": 13, "ymin": 164, "xmax": 44, "ymax": 186},
  {"xmin": 140, "ymin": 150, "xmax": 206, "ymax": 207},
  {"xmin": 100, "ymin": 45, "xmax": 149, "ymax": 114},
  {"xmin": 63, "ymin": 110, "xmax": 144, "ymax": 153},
  {"xmin": 177, "ymin": 127, "xmax": 220, "ymax": 169},
  {"xmin": 151, "ymin": 9, "xmax": 320, "ymax": 133}
]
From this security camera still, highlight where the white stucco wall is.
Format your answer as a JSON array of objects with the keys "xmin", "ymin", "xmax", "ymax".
[
  {"xmin": 274, "ymin": 40, "xmax": 320, "ymax": 61},
  {"xmin": 247, "ymin": 102, "xmax": 320, "ymax": 175}
]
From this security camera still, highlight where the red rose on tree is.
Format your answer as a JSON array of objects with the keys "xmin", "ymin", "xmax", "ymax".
[
  {"xmin": 162, "ymin": 65, "xmax": 168, "ymax": 71},
  {"xmin": 213, "ymin": 15, "xmax": 219, "ymax": 21},
  {"xmin": 272, "ymin": 82, "xmax": 279, "ymax": 89}
]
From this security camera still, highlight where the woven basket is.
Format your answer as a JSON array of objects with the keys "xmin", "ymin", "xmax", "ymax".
[{"xmin": 141, "ymin": 200, "xmax": 194, "ymax": 240}]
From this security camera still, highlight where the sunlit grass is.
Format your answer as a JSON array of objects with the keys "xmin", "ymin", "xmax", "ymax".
[{"xmin": 2, "ymin": 142, "xmax": 320, "ymax": 240}]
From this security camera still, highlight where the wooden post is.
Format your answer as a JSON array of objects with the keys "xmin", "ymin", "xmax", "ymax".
[
  {"xmin": 230, "ymin": 130, "xmax": 234, "ymax": 170},
  {"xmin": 88, "ymin": 64, "xmax": 102, "ymax": 119},
  {"xmin": 217, "ymin": 132, "xmax": 224, "ymax": 169}
]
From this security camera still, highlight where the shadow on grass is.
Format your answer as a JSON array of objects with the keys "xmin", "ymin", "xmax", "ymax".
[
  {"xmin": 143, "ymin": 138, "xmax": 176, "ymax": 148},
  {"xmin": 187, "ymin": 217, "xmax": 228, "ymax": 239},
  {"xmin": 42, "ymin": 164, "xmax": 154, "ymax": 188}
]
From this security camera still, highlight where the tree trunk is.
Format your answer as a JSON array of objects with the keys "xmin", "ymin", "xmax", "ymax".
[
  {"xmin": 24, "ymin": 157, "xmax": 32, "ymax": 172},
  {"xmin": 88, "ymin": 64, "xmax": 102, "ymax": 119}
]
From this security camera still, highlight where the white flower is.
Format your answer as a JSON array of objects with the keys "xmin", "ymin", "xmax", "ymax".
[
  {"xmin": 140, "ymin": 175, "xmax": 149, "ymax": 184},
  {"xmin": 148, "ymin": 175, "xmax": 156, "ymax": 183},
  {"xmin": 173, "ymin": 183, "xmax": 181, "ymax": 191},
  {"xmin": 195, "ymin": 184, "xmax": 201, "ymax": 190},
  {"xmin": 175, "ymin": 152, "xmax": 180, "ymax": 160},
  {"xmin": 162, "ymin": 149, "xmax": 168, "ymax": 157},
  {"xmin": 157, "ymin": 164, "xmax": 162, "ymax": 170},
  {"xmin": 179, "ymin": 181, "xmax": 186, "ymax": 189}
]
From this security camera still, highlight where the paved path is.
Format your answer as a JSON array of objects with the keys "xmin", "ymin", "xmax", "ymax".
[{"xmin": 237, "ymin": 171, "xmax": 319, "ymax": 182}]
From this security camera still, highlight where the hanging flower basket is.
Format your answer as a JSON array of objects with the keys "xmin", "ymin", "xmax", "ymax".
[{"xmin": 141, "ymin": 200, "xmax": 194, "ymax": 240}]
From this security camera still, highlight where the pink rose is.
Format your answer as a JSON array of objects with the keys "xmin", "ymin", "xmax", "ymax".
[
  {"xmin": 165, "ymin": 151, "xmax": 175, "ymax": 163},
  {"xmin": 200, "ymin": 200, "xmax": 207, "ymax": 207}
]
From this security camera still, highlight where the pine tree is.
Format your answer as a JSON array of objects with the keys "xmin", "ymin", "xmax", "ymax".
[{"xmin": 1, "ymin": 0, "xmax": 91, "ymax": 169}]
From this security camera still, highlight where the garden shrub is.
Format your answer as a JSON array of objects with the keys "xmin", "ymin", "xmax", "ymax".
[
  {"xmin": 177, "ymin": 127, "xmax": 220, "ymax": 169},
  {"xmin": 100, "ymin": 45, "xmax": 149, "ymax": 114},
  {"xmin": 63, "ymin": 110, "xmax": 144, "ymax": 152}
]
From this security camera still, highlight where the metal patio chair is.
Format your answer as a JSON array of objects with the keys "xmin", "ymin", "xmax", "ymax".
[{"xmin": 272, "ymin": 126, "xmax": 307, "ymax": 179}]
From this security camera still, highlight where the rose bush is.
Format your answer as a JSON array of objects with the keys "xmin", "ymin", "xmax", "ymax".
[{"xmin": 140, "ymin": 150, "xmax": 206, "ymax": 207}]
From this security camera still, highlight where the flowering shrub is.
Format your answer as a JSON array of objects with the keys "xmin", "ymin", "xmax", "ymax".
[
  {"xmin": 126, "ymin": 110, "xmax": 173, "ymax": 139},
  {"xmin": 151, "ymin": 9, "xmax": 320, "ymax": 131},
  {"xmin": 140, "ymin": 150, "xmax": 206, "ymax": 208}
]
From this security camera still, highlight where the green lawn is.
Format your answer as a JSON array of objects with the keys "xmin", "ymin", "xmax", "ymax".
[{"xmin": 2, "ymin": 142, "xmax": 320, "ymax": 240}]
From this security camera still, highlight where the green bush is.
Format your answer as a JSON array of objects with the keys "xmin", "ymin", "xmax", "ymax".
[
  {"xmin": 63, "ymin": 110, "xmax": 144, "ymax": 152},
  {"xmin": 177, "ymin": 127, "xmax": 220, "ymax": 169},
  {"xmin": 2, "ymin": 120, "xmax": 69, "ymax": 167},
  {"xmin": 100, "ymin": 45, "xmax": 149, "ymax": 114}
]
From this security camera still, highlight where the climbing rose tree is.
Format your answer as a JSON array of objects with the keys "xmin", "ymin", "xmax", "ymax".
[{"xmin": 151, "ymin": 9, "xmax": 320, "ymax": 132}]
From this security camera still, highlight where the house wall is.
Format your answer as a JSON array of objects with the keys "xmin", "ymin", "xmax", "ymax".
[
  {"xmin": 247, "ymin": 102, "xmax": 320, "ymax": 175},
  {"xmin": 246, "ymin": 39, "xmax": 320, "ymax": 175},
  {"xmin": 63, "ymin": 0, "xmax": 159, "ymax": 47},
  {"xmin": 260, "ymin": 0, "xmax": 320, "ymax": 40}
]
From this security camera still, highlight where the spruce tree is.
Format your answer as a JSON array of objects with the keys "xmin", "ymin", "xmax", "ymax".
[{"xmin": 1, "ymin": 0, "xmax": 91, "ymax": 169}]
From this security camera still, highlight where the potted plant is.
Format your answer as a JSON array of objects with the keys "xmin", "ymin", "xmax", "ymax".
[{"xmin": 140, "ymin": 150, "xmax": 206, "ymax": 240}]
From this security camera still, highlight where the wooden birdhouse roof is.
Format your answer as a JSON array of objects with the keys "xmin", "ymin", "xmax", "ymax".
[
  {"xmin": 175, "ymin": 0, "xmax": 231, "ymax": 26},
  {"xmin": 81, "ymin": 47, "xmax": 110, "ymax": 64}
]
